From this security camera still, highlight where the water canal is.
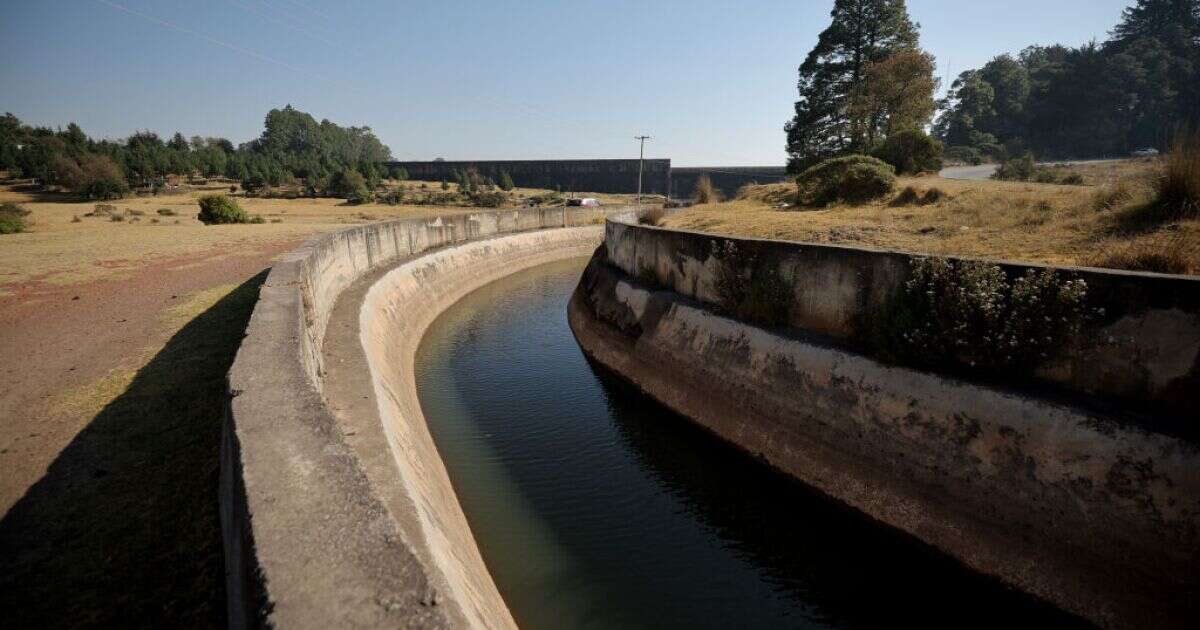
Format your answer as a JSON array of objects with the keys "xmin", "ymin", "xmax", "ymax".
[{"xmin": 414, "ymin": 257, "xmax": 1082, "ymax": 629}]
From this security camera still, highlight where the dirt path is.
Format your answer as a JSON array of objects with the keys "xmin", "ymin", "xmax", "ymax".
[{"xmin": 0, "ymin": 235, "xmax": 307, "ymax": 627}]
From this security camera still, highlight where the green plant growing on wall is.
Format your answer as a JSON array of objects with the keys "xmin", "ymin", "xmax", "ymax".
[
  {"xmin": 874, "ymin": 256, "xmax": 1089, "ymax": 372},
  {"xmin": 710, "ymin": 240, "xmax": 792, "ymax": 326}
]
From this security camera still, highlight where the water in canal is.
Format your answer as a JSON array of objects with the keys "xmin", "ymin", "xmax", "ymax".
[{"xmin": 414, "ymin": 258, "xmax": 1083, "ymax": 629}]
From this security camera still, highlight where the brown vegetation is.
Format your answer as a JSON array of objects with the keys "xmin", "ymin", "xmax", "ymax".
[{"xmin": 661, "ymin": 158, "xmax": 1198, "ymax": 275}]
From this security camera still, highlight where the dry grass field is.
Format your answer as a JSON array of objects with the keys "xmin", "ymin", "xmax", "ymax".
[{"xmin": 662, "ymin": 158, "xmax": 1199, "ymax": 274}]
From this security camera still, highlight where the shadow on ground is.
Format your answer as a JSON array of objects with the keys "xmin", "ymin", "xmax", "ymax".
[{"xmin": 0, "ymin": 271, "xmax": 267, "ymax": 628}]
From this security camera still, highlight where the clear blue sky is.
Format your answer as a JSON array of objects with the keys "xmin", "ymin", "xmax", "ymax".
[{"xmin": 0, "ymin": 0, "xmax": 1131, "ymax": 166}]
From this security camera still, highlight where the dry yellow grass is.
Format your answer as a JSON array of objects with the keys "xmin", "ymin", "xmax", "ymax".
[
  {"xmin": 0, "ymin": 177, "xmax": 655, "ymax": 291},
  {"xmin": 0, "ymin": 185, "xmax": 484, "ymax": 290},
  {"xmin": 661, "ymin": 160, "xmax": 1199, "ymax": 274}
]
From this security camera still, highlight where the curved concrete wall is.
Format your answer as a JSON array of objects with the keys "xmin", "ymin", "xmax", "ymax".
[
  {"xmin": 222, "ymin": 207, "xmax": 617, "ymax": 628},
  {"xmin": 603, "ymin": 214, "xmax": 1200, "ymax": 422},
  {"xmin": 359, "ymin": 227, "xmax": 601, "ymax": 629},
  {"xmin": 569, "ymin": 216, "xmax": 1200, "ymax": 629}
]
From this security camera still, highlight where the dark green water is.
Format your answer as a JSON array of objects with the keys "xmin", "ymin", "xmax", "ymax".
[{"xmin": 414, "ymin": 258, "xmax": 1085, "ymax": 630}]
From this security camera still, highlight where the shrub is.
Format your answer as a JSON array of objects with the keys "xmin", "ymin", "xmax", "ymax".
[
  {"xmin": 381, "ymin": 189, "xmax": 405, "ymax": 205},
  {"xmin": 249, "ymin": 215, "xmax": 266, "ymax": 224},
  {"xmin": 891, "ymin": 186, "xmax": 921, "ymax": 206},
  {"xmin": 796, "ymin": 155, "xmax": 895, "ymax": 206},
  {"xmin": 873, "ymin": 257, "xmax": 1089, "ymax": 372},
  {"xmin": 872, "ymin": 129, "xmax": 943, "ymax": 175},
  {"xmin": 1109, "ymin": 133, "xmax": 1200, "ymax": 229},
  {"xmin": 54, "ymin": 153, "xmax": 129, "ymax": 200},
  {"xmin": 0, "ymin": 202, "xmax": 30, "ymax": 234},
  {"xmin": 527, "ymin": 192, "xmax": 564, "ymax": 206},
  {"xmin": 196, "ymin": 194, "xmax": 250, "ymax": 224},
  {"xmin": 1061, "ymin": 173, "xmax": 1085, "ymax": 186},
  {"xmin": 128, "ymin": 208, "xmax": 145, "ymax": 216},
  {"xmin": 945, "ymin": 145, "xmax": 983, "ymax": 165},
  {"xmin": 499, "ymin": 171, "xmax": 515, "ymax": 191},
  {"xmin": 693, "ymin": 174, "xmax": 722, "ymax": 204},
  {"xmin": 1152, "ymin": 131, "xmax": 1200, "ymax": 222},
  {"xmin": 994, "ymin": 152, "xmax": 1036, "ymax": 181},
  {"xmin": 1033, "ymin": 170, "xmax": 1059, "ymax": 184},
  {"xmin": 157, "ymin": 208, "xmax": 176, "ymax": 216},
  {"xmin": 921, "ymin": 187, "xmax": 946, "ymax": 205},
  {"xmin": 889, "ymin": 184, "xmax": 946, "ymax": 207},
  {"xmin": 710, "ymin": 240, "xmax": 791, "ymax": 326},
  {"xmin": 110, "ymin": 213, "xmax": 124, "ymax": 222},
  {"xmin": 229, "ymin": 184, "xmax": 238, "ymax": 194},
  {"xmin": 1085, "ymin": 234, "xmax": 1196, "ymax": 275},
  {"xmin": 1092, "ymin": 179, "xmax": 1138, "ymax": 211},
  {"xmin": 638, "ymin": 207, "xmax": 666, "ymax": 226},
  {"xmin": 470, "ymin": 191, "xmax": 508, "ymax": 208},
  {"xmin": 737, "ymin": 183, "xmax": 798, "ymax": 206},
  {"xmin": 333, "ymin": 168, "xmax": 371, "ymax": 203},
  {"xmin": 91, "ymin": 203, "xmax": 117, "ymax": 217}
]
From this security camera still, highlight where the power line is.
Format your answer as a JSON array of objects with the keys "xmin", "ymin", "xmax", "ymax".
[
  {"xmin": 92, "ymin": 0, "xmax": 329, "ymax": 82},
  {"xmin": 227, "ymin": 0, "xmax": 342, "ymax": 50}
]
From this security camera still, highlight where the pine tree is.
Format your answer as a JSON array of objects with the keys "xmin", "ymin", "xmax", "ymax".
[
  {"xmin": 1111, "ymin": 0, "xmax": 1199, "ymax": 45},
  {"xmin": 785, "ymin": 0, "xmax": 919, "ymax": 172},
  {"xmin": 499, "ymin": 170, "xmax": 515, "ymax": 191}
]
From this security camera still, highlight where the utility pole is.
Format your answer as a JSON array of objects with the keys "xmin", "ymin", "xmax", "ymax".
[{"xmin": 635, "ymin": 135, "xmax": 651, "ymax": 205}]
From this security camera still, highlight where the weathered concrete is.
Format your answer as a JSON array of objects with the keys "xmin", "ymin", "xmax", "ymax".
[
  {"xmin": 223, "ymin": 207, "xmax": 616, "ymax": 628},
  {"xmin": 570, "ymin": 221, "xmax": 1200, "ymax": 629},
  {"xmin": 603, "ymin": 213, "xmax": 1200, "ymax": 424}
]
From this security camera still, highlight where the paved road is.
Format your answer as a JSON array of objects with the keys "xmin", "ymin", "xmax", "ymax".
[
  {"xmin": 939, "ymin": 159, "xmax": 1126, "ymax": 181},
  {"xmin": 938, "ymin": 164, "xmax": 999, "ymax": 180}
]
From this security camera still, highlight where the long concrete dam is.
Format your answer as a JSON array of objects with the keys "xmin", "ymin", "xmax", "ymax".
[{"xmin": 223, "ymin": 207, "xmax": 1198, "ymax": 628}]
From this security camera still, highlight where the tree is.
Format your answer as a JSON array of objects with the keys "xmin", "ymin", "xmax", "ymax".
[
  {"xmin": 849, "ymin": 49, "xmax": 938, "ymax": 147},
  {"xmin": 333, "ymin": 168, "xmax": 371, "ymax": 203},
  {"xmin": 498, "ymin": 170, "xmax": 515, "ymax": 191},
  {"xmin": 872, "ymin": 129, "xmax": 943, "ymax": 174},
  {"xmin": 785, "ymin": 0, "xmax": 919, "ymax": 172},
  {"xmin": 935, "ymin": 1, "xmax": 1200, "ymax": 159}
]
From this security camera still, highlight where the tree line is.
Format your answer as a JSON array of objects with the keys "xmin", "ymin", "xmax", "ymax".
[
  {"xmin": 0, "ymin": 105, "xmax": 394, "ymax": 199},
  {"xmin": 786, "ymin": 0, "xmax": 1200, "ymax": 172},
  {"xmin": 935, "ymin": 0, "xmax": 1199, "ymax": 162}
]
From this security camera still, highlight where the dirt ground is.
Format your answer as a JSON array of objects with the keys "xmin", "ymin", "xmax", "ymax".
[{"xmin": 0, "ymin": 184, "xmax": 492, "ymax": 626}]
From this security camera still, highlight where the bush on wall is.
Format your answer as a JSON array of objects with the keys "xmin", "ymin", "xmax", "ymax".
[
  {"xmin": 872, "ymin": 256, "xmax": 1090, "ymax": 373},
  {"xmin": 710, "ymin": 240, "xmax": 791, "ymax": 326}
]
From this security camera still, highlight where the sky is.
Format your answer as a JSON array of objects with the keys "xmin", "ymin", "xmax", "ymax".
[{"xmin": 0, "ymin": 0, "xmax": 1132, "ymax": 166}]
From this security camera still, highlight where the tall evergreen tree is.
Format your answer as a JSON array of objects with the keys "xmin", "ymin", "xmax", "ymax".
[{"xmin": 785, "ymin": 0, "xmax": 919, "ymax": 172}]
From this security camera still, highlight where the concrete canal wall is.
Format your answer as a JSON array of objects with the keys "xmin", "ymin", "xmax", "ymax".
[
  {"xmin": 568, "ymin": 212, "xmax": 1200, "ymax": 629},
  {"xmin": 222, "ymin": 207, "xmax": 615, "ymax": 628}
]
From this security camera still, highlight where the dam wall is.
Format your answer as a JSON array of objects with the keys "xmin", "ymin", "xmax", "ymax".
[
  {"xmin": 222, "ymin": 207, "xmax": 618, "ymax": 628},
  {"xmin": 387, "ymin": 159, "xmax": 673, "ymax": 196},
  {"xmin": 568, "ymin": 213, "xmax": 1200, "ymax": 628},
  {"xmin": 670, "ymin": 166, "xmax": 789, "ymax": 199}
]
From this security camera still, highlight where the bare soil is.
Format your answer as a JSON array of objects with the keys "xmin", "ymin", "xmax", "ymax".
[{"xmin": 0, "ymin": 237, "xmax": 302, "ymax": 627}]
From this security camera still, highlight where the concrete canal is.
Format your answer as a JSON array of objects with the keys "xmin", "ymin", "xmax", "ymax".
[{"xmin": 414, "ymin": 257, "xmax": 1083, "ymax": 629}]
